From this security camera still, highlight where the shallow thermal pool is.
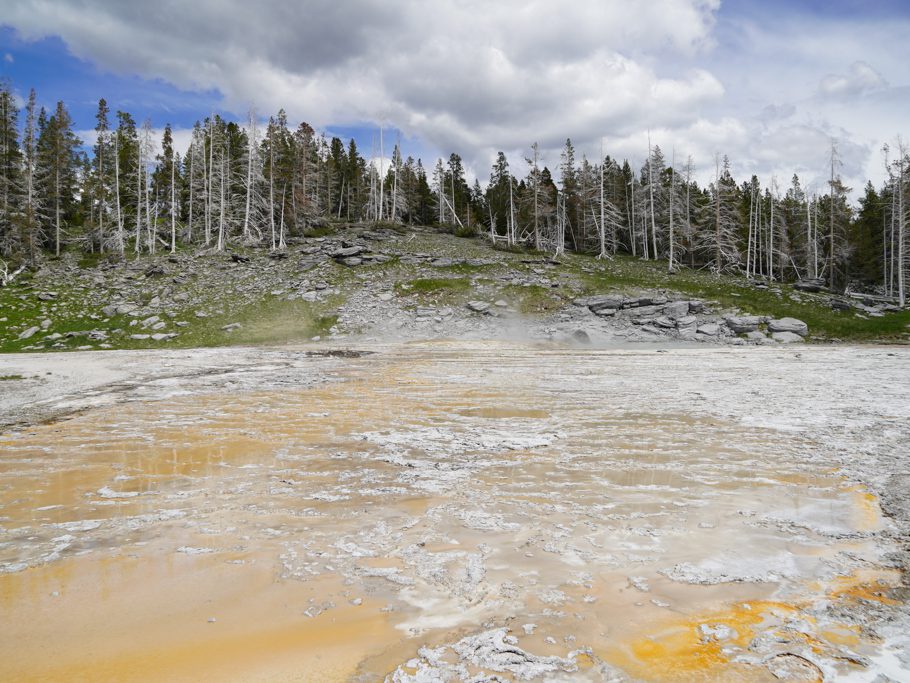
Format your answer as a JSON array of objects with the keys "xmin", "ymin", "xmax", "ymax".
[{"xmin": 1, "ymin": 341, "xmax": 908, "ymax": 681}]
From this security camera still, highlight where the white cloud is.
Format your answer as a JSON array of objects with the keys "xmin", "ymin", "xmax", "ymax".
[
  {"xmin": 819, "ymin": 61, "xmax": 888, "ymax": 99},
  {"xmin": 3, "ymin": 53, "xmax": 13, "ymax": 63},
  {"xmin": 3, "ymin": 0, "xmax": 909, "ymax": 199}
]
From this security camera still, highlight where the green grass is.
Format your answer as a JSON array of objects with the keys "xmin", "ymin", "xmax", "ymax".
[
  {"xmin": 0, "ymin": 374, "xmax": 24, "ymax": 381},
  {"xmin": 498, "ymin": 283, "xmax": 564, "ymax": 315},
  {"xmin": 396, "ymin": 277, "xmax": 472, "ymax": 295}
]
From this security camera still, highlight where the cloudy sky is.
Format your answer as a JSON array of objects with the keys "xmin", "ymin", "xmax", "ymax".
[{"xmin": 1, "ymin": 0, "xmax": 908, "ymax": 198}]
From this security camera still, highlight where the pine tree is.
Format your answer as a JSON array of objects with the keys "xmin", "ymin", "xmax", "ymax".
[
  {"xmin": 37, "ymin": 101, "xmax": 81, "ymax": 256},
  {"xmin": 20, "ymin": 89, "xmax": 45, "ymax": 263},
  {"xmin": 0, "ymin": 81, "xmax": 22, "ymax": 256},
  {"xmin": 91, "ymin": 99, "xmax": 111, "ymax": 250}
]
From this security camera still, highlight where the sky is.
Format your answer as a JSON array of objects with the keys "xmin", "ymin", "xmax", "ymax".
[{"xmin": 0, "ymin": 0, "xmax": 908, "ymax": 200}]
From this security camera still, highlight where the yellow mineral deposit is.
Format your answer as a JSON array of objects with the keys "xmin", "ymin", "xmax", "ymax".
[{"xmin": 0, "ymin": 343, "xmax": 904, "ymax": 681}]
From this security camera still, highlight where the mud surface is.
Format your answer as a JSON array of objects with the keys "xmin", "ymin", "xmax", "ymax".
[{"xmin": 1, "ymin": 342, "xmax": 909, "ymax": 681}]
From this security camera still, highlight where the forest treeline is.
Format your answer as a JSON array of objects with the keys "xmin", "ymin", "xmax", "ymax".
[{"xmin": 0, "ymin": 82, "xmax": 907, "ymax": 304}]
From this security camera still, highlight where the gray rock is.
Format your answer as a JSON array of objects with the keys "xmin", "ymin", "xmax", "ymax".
[
  {"xmin": 18, "ymin": 326, "xmax": 40, "ymax": 340},
  {"xmin": 663, "ymin": 301, "xmax": 690, "ymax": 318},
  {"xmin": 194, "ymin": 310, "xmax": 209, "ymax": 318},
  {"xmin": 332, "ymin": 245, "xmax": 365, "ymax": 258},
  {"xmin": 102, "ymin": 304, "xmax": 118, "ymax": 317},
  {"xmin": 696, "ymin": 323, "xmax": 721, "ymax": 336},
  {"xmin": 378, "ymin": 292, "xmax": 394, "ymax": 302},
  {"xmin": 467, "ymin": 301, "xmax": 491, "ymax": 313},
  {"xmin": 723, "ymin": 315, "xmax": 762, "ymax": 333},
  {"xmin": 141, "ymin": 316, "xmax": 160, "ymax": 328},
  {"xmin": 745, "ymin": 330, "xmax": 767, "ymax": 341},
  {"xmin": 626, "ymin": 304, "xmax": 664, "ymax": 318},
  {"xmin": 772, "ymin": 331, "xmax": 804, "ymax": 344},
  {"xmin": 580, "ymin": 295, "xmax": 624, "ymax": 313},
  {"xmin": 40, "ymin": 319, "xmax": 52, "ymax": 330},
  {"xmin": 675, "ymin": 315, "xmax": 698, "ymax": 329},
  {"xmin": 653, "ymin": 316, "xmax": 676, "ymax": 329},
  {"xmin": 340, "ymin": 257, "xmax": 363, "ymax": 266},
  {"xmin": 129, "ymin": 334, "xmax": 150, "ymax": 340},
  {"xmin": 221, "ymin": 323, "xmax": 242, "ymax": 332},
  {"xmin": 494, "ymin": 299, "xmax": 508, "ymax": 307},
  {"xmin": 594, "ymin": 307, "xmax": 617, "ymax": 317},
  {"xmin": 572, "ymin": 329, "xmax": 591, "ymax": 344},
  {"xmin": 794, "ymin": 278, "xmax": 825, "ymax": 293},
  {"xmin": 625, "ymin": 295, "xmax": 668, "ymax": 308},
  {"xmin": 37, "ymin": 291, "xmax": 57, "ymax": 301},
  {"xmin": 151, "ymin": 333, "xmax": 176, "ymax": 341},
  {"xmin": 767, "ymin": 317, "xmax": 808, "ymax": 336},
  {"xmin": 115, "ymin": 304, "xmax": 136, "ymax": 315},
  {"xmin": 688, "ymin": 300, "xmax": 706, "ymax": 314}
]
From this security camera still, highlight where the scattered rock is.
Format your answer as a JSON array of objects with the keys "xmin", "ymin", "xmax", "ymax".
[
  {"xmin": 724, "ymin": 315, "xmax": 762, "ymax": 333},
  {"xmin": 772, "ymin": 331, "xmax": 804, "ymax": 344},
  {"xmin": 663, "ymin": 300, "xmax": 690, "ymax": 318},
  {"xmin": 221, "ymin": 323, "xmax": 242, "ymax": 332},
  {"xmin": 793, "ymin": 278, "xmax": 825, "ymax": 293},
  {"xmin": 466, "ymin": 301, "xmax": 490, "ymax": 313},
  {"xmin": 767, "ymin": 317, "xmax": 808, "ymax": 336},
  {"xmin": 332, "ymin": 246, "xmax": 365, "ymax": 259},
  {"xmin": 18, "ymin": 326, "xmax": 40, "ymax": 340},
  {"xmin": 697, "ymin": 323, "xmax": 721, "ymax": 336},
  {"xmin": 572, "ymin": 329, "xmax": 591, "ymax": 344}
]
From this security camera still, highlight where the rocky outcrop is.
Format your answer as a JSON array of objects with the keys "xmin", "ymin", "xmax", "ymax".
[{"xmin": 767, "ymin": 317, "xmax": 808, "ymax": 336}]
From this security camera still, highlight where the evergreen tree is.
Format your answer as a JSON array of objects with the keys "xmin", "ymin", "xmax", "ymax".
[
  {"xmin": 37, "ymin": 100, "xmax": 81, "ymax": 255},
  {"xmin": 0, "ymin": 81, "xmax": 21, "ymax": 256}
]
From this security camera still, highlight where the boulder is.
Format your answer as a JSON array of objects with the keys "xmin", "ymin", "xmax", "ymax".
[
  {"xmin": 340, "ymin": 256, "xmax": 363, "ymax": 266},
  {"xmin": 696, "ymin": 323, "xmax": 721, "ymax": 336},
  {"xmin": 18, "ymin": 326, "xmax": 40, "ymax": 340},
  {"xmin": 830, "ymin": 299, "xmax": 852, "ymax": 311},
  {"xmin": 745, "ymin": 330, "xmax": 767, "ymax": 342},
  {"xmin": 772, "ymin": 331, "xmax": 804, "ymax": 344},
  {"xmin": 794, "ymin": 278, "xmax": 825, "ymax": 293},
  {"xmin": 467, "ymin": 301, "xmax": 490, "ymax": 313},
  {"xmin": 663, "ymin": 301, "xmax": 690, "ymax": 318},
  {"xmin": 572, "ymin": 329, "xmax": 591, "ymax": 344},
  {"xmin": 723, "ymin": 315, "xmax": 762, "ymax": 333},
  {"xmin": 675, "ymin": 315, "xmax": 698, "ymax": 329},
  {"xmin": 40, "ymin": 319, "xmax": 52, "ymax": 330},
  {"xmin": 653, "ymin": 316, "xmax": 676, "ymax": 329},
  {"xmin": 767, "ymin": 317, "xmax": 808, "ymax": 336},
  {"xmin": 575, "ymin": 295, "xmax": 623, "ymax": 313},
  {"xmin": 332, "ymin": 245, "xmax": 365, "ymax": 259},
  {"xmin": 624, "ymin": 295, "xmax": 667, "ymax": 308}
]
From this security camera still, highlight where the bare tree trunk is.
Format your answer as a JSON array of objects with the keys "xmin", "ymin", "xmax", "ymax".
[
  {"xmin": 378, "ymin": 126, "xmax": 384, "ymax": 222},
  {"xmin": 714, "ymin": 155, "xmax": 721, "ymax": 270},
  {"xmin": 668, "ymin": 148, "xmax": 675, "ymax": 271},
  {"xmin": 746, "ymin": 184, "xmax": 754, "ymax": 280},
  {"xmin": 647, "ymin": 132, "xmax": 657, "ymax": 260},
  {"xmin": 135, "ymin": 143, "xmax": 142, "ymax": 254},
  {"xmin": 898, "ymin": 144, "xmax": 906, "ymax": 306},
  {"xmin": 218, "ymin": 151, "xmax": 226, "ymax": 251},
  {"xmin": 244, "ymin": 110, "xmax": 255, "ymax": 240}
]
